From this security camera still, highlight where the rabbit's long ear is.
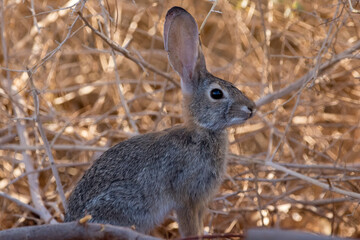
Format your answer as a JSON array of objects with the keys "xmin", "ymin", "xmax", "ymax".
[{"xmin": 164, "ymin": 7, "xmax": 206, "ymax": 95}]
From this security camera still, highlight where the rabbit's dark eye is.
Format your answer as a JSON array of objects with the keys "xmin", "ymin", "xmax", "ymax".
[{"xmin": 210, "ymin": 88, "xmax": 223, "ymax": 100}]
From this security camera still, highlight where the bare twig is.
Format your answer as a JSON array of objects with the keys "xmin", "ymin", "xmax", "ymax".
[
  {"xmin": 30, "ymin": 1, "xmax": 86, "ymax": 74},
  {"xmin": 98, "ymin": 2, "xmax": 139, "ymax": 133},
  {"xmin": 4, "ymin": 162, "xmax": 90, "ymax": 189},
  {"xmin": 348, "ymin": 0, "xmax": 360, "ymax": 13},
  {"xmin": 286, "ymin": 197, "xmax": 355, "ymax": 206},
  {"xmin": 111, "ymin": 49, "xmax": 139, "ymax": 133},
  {"xmin": 14, "ymin": 0, "xmax": 82, "ymax": 50},
  {"xmin": 256, "ymin": 40, "xmax": 360, "ymax": 107},
  {"xmin": 251, "ymin": 158, "xmax": 360, "ymax": 199},
  {"xmin": 0, "ymin": 144, "xmax": 108, "ymax": 151},
  {"xmin": 199, "ymin": 0, "xmax": 219, "ymax": 34},
  {"xmin": 29, "ymin": 0, "xmax": 41, "ymax": 33},
  {"xmin": 246, "ymin": 228, "xmax": 354, "ymax": 240},
  {"xmin": 26, "ymin": 69, "xmax": 67, "ymax": 211},
  {"xmin": 0, "ymin": 0, "xmax": 55, "ymax": 224},
  {"xmin": 256, "ymin": 0, "xmax": 271, "ymax": 97},
  {"xmin": 77, "ymin": 11, "xmax": 180, "ymax": 88},
  {"xmin": 0, "ymin": 191, "xmax": 41, "ymax": 217}
]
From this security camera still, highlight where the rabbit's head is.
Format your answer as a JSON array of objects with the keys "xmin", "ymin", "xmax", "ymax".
[{"xmin": 164, "ymin": 7, "xmax": 255, "ymax": 131}]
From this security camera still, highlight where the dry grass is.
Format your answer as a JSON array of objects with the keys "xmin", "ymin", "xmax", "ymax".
[{"xmin": 0, "ymin": 0, "xmax": 360, "ymax": 238}]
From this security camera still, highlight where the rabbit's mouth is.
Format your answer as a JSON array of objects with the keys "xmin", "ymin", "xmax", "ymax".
[
  {"xmin": 227, "ymin": 105, "xmax": 255, "ymax": 126},
  {"xmin": 228, "ymin": 117, "xmax": 250, "ymax": 126}
]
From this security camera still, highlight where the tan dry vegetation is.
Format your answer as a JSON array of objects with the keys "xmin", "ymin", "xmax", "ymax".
[{"xmin": 0, "ymin": 0, "xmax": 360, "ymax": 238}]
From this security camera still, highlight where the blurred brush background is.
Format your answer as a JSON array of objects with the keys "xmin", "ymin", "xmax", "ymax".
[{"xmin": 0, "ymin": 0, "xmax": 359, "ymax": 238}]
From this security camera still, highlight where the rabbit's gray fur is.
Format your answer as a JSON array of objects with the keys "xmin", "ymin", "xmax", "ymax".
[{"xmin": 65, "ymin": 6, "xmax": 255, "ymax": 237}]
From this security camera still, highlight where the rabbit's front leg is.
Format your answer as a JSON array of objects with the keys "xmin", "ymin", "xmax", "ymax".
[{"xmin": 176, "ymin": 202, "xmax": 205, "ymax": 237}]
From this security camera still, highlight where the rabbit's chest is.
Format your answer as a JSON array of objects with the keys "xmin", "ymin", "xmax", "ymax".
[
  {"xmin": 194, "ymin": 154, "xmax": 227, "ymax": 195},
  {"xmin": 178, "ymin": 144, "xmax": 228, "ymax": 200},
  {"xmin": 166, "ymin": 127, "xmax": 228, "ymax": 200}
]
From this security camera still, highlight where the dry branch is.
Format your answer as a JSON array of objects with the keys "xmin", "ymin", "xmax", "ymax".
[
  {"xmin": 237, "ymin": 155, "xmax": 360, "ymax": 199},
  {"xmin": 27, "ymin": 69, "xmax": 67, "ymax": 211},
  {"xmin": 0, "ymin": 191, "xmax": 41, "ymax": 216},
  {"xmin": 246, "ymin": 229, "xmax": 356, "ymax": 240},
  {"xmin": 0, "ymin": 222, "xmax": 160, "ymax": 240},
  {"xmin": 77, "ymin": 11, "xmax": 180, "ymax": 88},
  {"xmin": 0, "ymin": 144, "xmax": 108, "ymax": 151},
  {"xmin": 0, "ymin": 0, "xmax": 55, "ymax": 224},
  {"xmin": 1, "ymin": 0, "xmax": 359, "ymax": 238},
  {"xmin": 256, "ymin": 40, "xmax": 360, "ymax": 108}
]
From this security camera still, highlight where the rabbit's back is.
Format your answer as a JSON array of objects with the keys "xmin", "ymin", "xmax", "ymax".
[{"xmin": 65, "ymin": 125, "xmax": 228, "ymax": 232}]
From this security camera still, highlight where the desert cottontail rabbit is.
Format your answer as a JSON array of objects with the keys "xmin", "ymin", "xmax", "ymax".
[{"xmin": 65, "ymin": 6, "xmax": 255, "ymax": 237}]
